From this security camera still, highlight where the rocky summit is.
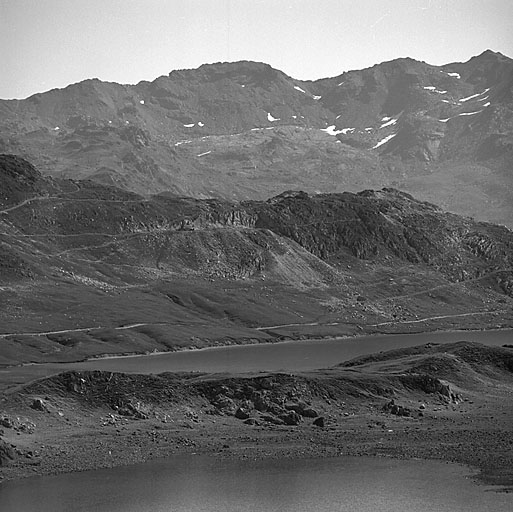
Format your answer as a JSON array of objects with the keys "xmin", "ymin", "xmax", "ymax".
[{"xmin": 1, "ymin": 51, "xmax": 512, "ymax": 226}]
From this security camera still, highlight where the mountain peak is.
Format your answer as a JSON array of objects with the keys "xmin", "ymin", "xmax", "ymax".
[
  {"xmin": 468, "ymin": 49, "xmax": 511, "ymax": 62},
  {"xmin": 167, "ymin": 60, "xmax": 289, "ymax": 84}
]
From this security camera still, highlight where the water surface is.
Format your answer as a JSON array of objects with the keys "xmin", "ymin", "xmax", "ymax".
[
  {"xmin": 1, "ymin": 329, "xmax": 512, "ymax": 386},
  {"xmin": 0, "ymin": 455, "xmax": 510, "ymax": 512},
  {"xmin": 57, "ymin": 328, "xmax": 513, "ymax": 374}
]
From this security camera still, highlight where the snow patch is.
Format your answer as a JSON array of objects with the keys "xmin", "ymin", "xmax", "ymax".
[
  {"xmin": 321, "ymin": 125, "xmax": 345, "ymax": 136},
  {"xmin": 460, "ymin": 89, "xmax": 490, "ymax": 102},
  {"xmin": 174, "ymin": 140, "xmax": 192, "ymax": 146},
  {"xmin": 184, "ymin": 123, "xmax": 195, "ymax": 128},
  {"xmin": 197, "ymin": 151, "xmax": 211, "ymax": 157},
  {"xmin": 313, "ymin": 95, "xmax": 321, "ymax": 100},
  {"xmin": 441, "ymin": 99, "xmax": 451, "ymax": 103},
  {"xmin": 267, "ymin": 112, "xmax": 280, "ymax": 122},
  {"xmin": 458, "ymin": 110, "xmax": 482, "ymax": 116},
  {"xmin": 380, "ymin": 118, "xmax": 397, "ymax": 129},
  {"xmin": 292, "ymin": 115, "xmax": 297, "ymax": 119},
  {"xmin": 446, "ymin": 72, "xmax": 461, "ymax": 79},
  {"xmin": 53, "ymin": 126, "xmax": 59, "ymax": 131},
  {"xmin": 338, "ymin": 81, "xmax": 345, "ymax": 86},
  {"xmin": 381, "ymin": 117, "xmax": 391, "ymax": 122},
  {"xmin": 424, "ymin": 86, "xmax": 446, "ymax": 94},
  {"xmin": 439, "ymin": 118, "xmax": 450, "ymax": 123},
  {"xmin": 294, "ymin": 85, "xmax": 307, "ymax": 93},
  {"xmin": 340, "ymin": 128, "xmax": 355, "ymax": 134},
  {"xmin": 372, "ymin": 133, "xmax": 396, "ymax": 149},
  {"xmin": 482, "ymin": 102, "xmax": 491, "ymax": 107},
  {"xmin": 365, "ymin": 127, "xmax": 373, "ymax": 132},
  {"xmin": 139, "ymin": 100, "xmax": 145, "ymax": 104},
  {"xmin": 241, "ymin": 84, "xmax": 245, "ymax": 88},
  {"xmin": 198, "ymin": 122, "xmax": 205, "ymax": 127}
]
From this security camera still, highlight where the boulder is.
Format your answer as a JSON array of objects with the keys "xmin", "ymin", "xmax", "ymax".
[
  {"xmin": 235, "ymin": 407, "xmax": 251, "ymax": 420},
  {"xmin": 382, "ymin": 400, "xmax": 411, "ymax": 417},
  {"xmin": 252, "ymin": 392, "xmax": 271, "ymax": 412},
  {"xmin": 214, "ymin": 395, "xmax": 236, "ymax": 412},
  {"xmin": 260, "ymin": 414, "xmax": 285, "ymax": 425},
  {"xmin": 301, "ymin": 407, "xmax": 319, "ymax": 418},
  {"xmin": 279, "ymin": 411, "xmax": 302, "ymax": 426},
  {"xmin": 30, "ymin": 398, "xmax": 47, "ymax": 412},
  {"xmin": 284, "ymin": 401, "xmax": 307, "ymax": 414},
  {"xmin": 0, "ymin": 416, "xmax": 13, "ymax": 429},
  {"xmin": 313, "ymin": 416, "xmax": 325, "ymax": 428}
]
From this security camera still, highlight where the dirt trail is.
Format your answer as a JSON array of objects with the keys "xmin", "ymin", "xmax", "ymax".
[
  {"xmin": 258, "ymin": 309, "xmax": 503, "ymax": 331},
  {"xmin": 0, "ymin": 323, "xmax": 159, "ymax": 339},
  {"xmin": 370, "ymin": 310, "xmax": 505, "ymax": 327},
  {"xmin": 0, "ymin": 197, "xmax": 43, "ymax": 215}
]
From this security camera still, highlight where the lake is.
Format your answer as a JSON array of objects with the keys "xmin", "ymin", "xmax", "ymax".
[
  {"xmin": 72, "ymin": 328, "xmax": 513, "ymax": 374},
  {"xmin": 1, "ymin": 330, "xmax": 512, "ymax": 510},
  {"xmin": 0, "ymin": 455, "xmax": 510, "ymax": 512},
  {"xmin": 2, "ymin": 329, "xmax": 512, "ymax": 388}
]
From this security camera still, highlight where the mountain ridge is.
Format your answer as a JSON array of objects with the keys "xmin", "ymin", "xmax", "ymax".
[{"xmin": 1, "ymin": 50, "xmax": 512, "ymax": 227}]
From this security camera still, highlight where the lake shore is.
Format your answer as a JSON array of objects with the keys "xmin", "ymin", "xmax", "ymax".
[{"xmin": 1, "ymin": 342, "xmax": 513, "ymax": 491}]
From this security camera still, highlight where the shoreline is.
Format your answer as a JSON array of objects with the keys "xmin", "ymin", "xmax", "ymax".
[
  {"xmin": 1, "ymin": 334, "xmax": 512, "ymax": 494},
  {"xmin": 1, "ymin": 401, "xmax": 512, "ymax": 491},
  {"xmin": 5, "ymin": 324, "xmax": 513, "ymax": 370},
  {"xmin": 1, "ymin": 350, "xmax": 513, "ymax": 491}
]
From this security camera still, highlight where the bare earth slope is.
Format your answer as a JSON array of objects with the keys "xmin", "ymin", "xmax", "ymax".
[{"xmin": 1, "ymin": 51, "xmax": 512, "ymax": 226}]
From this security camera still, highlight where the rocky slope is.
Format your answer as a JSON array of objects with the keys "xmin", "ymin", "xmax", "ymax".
[
  {"xmin": 1, "ymin": 155, "xmax": 513, "ymax": 365},
  {"xmin": 1, "ymin": 51, "xmax": 512, "ymax": 226}
]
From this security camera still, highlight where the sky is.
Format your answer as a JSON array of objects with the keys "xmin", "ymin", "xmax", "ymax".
[{"xmin": 1, "ymin": 0, "xmax": 512, "ymax": 99}]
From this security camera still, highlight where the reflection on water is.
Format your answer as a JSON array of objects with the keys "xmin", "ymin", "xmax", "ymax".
[{"xmin": 0, "ymin": 455, "xmax": 510, "ymax": 512}]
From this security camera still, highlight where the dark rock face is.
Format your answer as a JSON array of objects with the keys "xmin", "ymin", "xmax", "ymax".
[
  {"xmin": 0, "ymin": 154, "xmax": 51, "ymax": 208},
  {"xmin": 0, "ymin": 439, "xmax": 15, "ymax": 466}
]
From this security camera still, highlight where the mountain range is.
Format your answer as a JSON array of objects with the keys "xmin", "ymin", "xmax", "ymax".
[
  {"xmin": 1, "ymin": 50, "xmax": 512, "ymax": 227},
  {"xmin": 3, "ymin": 49, "xmax": 513, "ymax": 494}
]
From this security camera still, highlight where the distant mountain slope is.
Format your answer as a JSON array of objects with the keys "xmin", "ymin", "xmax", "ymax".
[
  {"xmin": 1, "ymin": 155, "xmax": 513, "ymax": 364},
  {"xmin": 1, "ymin": 51, "xmax": 512, "ymax": 226}
]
